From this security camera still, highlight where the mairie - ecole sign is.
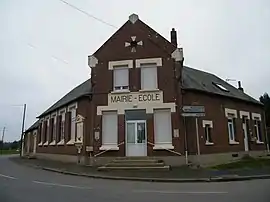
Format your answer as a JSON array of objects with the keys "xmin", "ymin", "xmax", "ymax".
[{"xmin": 108, "ymin": 91, "xmax": 163, "ymax": 105}]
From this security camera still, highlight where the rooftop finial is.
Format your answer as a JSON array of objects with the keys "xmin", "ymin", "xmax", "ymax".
[{"xmin": 129, "ymin": 14, "xmax": 139, "ymax": 24}]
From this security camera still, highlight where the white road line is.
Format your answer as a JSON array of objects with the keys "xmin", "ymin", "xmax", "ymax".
[
  {"xmin": 133, "ymin": 190, "xmax": 228, "ymax": 194},
  {"xmin": 32, "ymin": 180, "xmax": 92, "ymax": 190},
  {"xmin": 0, "ymin": 173, "xmax": 17, "ymax": 180}
]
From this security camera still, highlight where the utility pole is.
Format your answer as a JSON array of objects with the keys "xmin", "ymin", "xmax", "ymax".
[
  {"xmin": 20, "ymin": 104, "xmax": 27, "ymax": 157},
  {"xmin": 1, "ymin": 127, "xmax": 5, "ymax": 155}
]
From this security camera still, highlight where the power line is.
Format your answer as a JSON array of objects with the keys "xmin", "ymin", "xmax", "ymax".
[{"xmin": 59, "ymin": 0, "xmax": 117, "ymax": 29}]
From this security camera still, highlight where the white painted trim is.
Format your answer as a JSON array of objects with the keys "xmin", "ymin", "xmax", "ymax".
[
  {"xmin": 108, "ymin": 60, "xmax": 133, "ymax": 70},
  {"xmin": 38, "ymin": 142, "xmax": 43, "ymax": 146},
  {"xmin": 229, "ymin": 140, "xmax": 239, "ymax": 145},
  {"xmin": 97, "ymin": 102, "xmax": 176, "ymax": 115},
  {"xmin": 49, "ymin": 140, "xmax": 56, "ymax": 146},
  {"xmin": 225, "ymin": 108, "xmax": 237, "ymax": 118},
  {"xmin": 252, "ymin": 113, "xmax": 262, "ymax": 121},
  {"xmin": 99, "ymin": 145, "xmax": 119, "ymax": 151},
  {"xmin": 135, "ymin": 58, "xmax": 162, "ymax": 68},
  {"xmin": 57, "ymin": 139, "xmax": 65, "ymax": 145},
  {"xmin": 66, "ymin": 139, "xmax": 75, "ymax": 145},
  {"xmin": 43, "ymin": 141, "xmax": 49, "ymax": 146},
  {"xmin": 138, "ymin": 89, "xmax": 160, "ymax": 93},
  {"xmin": 153, "ymin": 144, "xmax": 174, "ymax": 150},
  {"xmin": 240, "ymin": 111, "xmax": 250, "ymax": 119},
  {"xmin": 58, "ymin": 108, "xmax": 66, "ymax": 115},
  {"xmin": 129, "ymin": 13, "xmax": 139, "ymax": 24},
  {"xmin": 89, "ymin": 55, "xmax": 98, "ymax": 68},
  {"xmin": 205, "ymin": 142, "xmax": 214, "ymax": 146},
  {"xmin": 45, "ymin": 115, "xmax": 50, "ymax": 120},
  {"xmin": 111, "ymin": 89, "xmax": 130, "ymax": 94},
  {"xmin": 68, "ymin": 102, "xmax": 78, "ymax": 110},
  {"xmin": 171, "ymin": 48, "xmax": 184, "ymax": 62},
  {"xmin": 256, "ymin": 140, "xmax": 264, "ymax": 144},
  {"xmin": 202, "ymin": 120, "xmax": 213, "ymax": 128},
  {"xmin": 51, "ymin": 112, "xmax": 57, "ymax": 117}
]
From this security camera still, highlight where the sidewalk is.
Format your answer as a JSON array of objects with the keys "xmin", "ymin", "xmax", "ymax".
[{"xmin": 10, "ymin": 157, "xmax": 270, "ymax": 183}]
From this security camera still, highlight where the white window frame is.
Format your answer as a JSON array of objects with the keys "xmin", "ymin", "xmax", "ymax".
[
  {"xmin": 57, "ymin": 108, "xmax": 66, "ymax": 145},
  {"xmin": 67, "ymin": 103, "xmax": 77, "ymax": 145},
  {"xmin": 113, "ymin": 67, "xmax": 129, "ymax": 92},
  {"xmin": 252, "ymin": 113, "xmax": 263, "ymax": 144},
  {"xmin": 153, "ymin": 109, "xmax": 174, "ymax": 150},
  {"xmin": 100, "ymin": 111, "xmax": 119, "ymax": 150},
  {"xmin": 43, "ymin": 115, "xmax": 50, "ymax": 145},
  {"xmin": 136, "ymin": 58, "xmax": 162, "ymax": 92},
  {"xmin": 225, "ymin": 108, "xmax": 239, "ymax": 144},
  {"xmin": 49, "ymin": 112, "xmax": 57, "ymax": 146},
  {"xmin": 240, "ymin": 111, "xmax": 250, "ymax": 120},
  {"xmin": 140, "ymin": 64, "xmax": 158, "ymax": 91},
  {"xmin": 202, "ymin": 120, "xmax": 213, "ymax": 145}
]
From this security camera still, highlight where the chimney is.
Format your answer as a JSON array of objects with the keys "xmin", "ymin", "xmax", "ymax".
[
  {"xmin": 238, "ymin": 81, "xmax": 244, "ymax": 92},
  {"xmin": 171, "ymin": 28, "xmax": 177, "ymax": 47}
]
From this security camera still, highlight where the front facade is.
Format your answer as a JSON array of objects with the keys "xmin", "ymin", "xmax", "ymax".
[{"xmin": 24, "ymin": 14, "xmax": 267, "ymax": 165}]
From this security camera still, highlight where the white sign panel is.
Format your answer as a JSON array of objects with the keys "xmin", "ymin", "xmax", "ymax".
[{"xmin": 108, "ymin": 91, "xmax": 163, "ymax": 106}]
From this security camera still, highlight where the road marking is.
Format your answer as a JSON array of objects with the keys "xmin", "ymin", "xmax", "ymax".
[
  {"xmin": 32, "ymin": 180, "xmax": 92, "ymax": 190},
  {"xmin": 133, "ymin": 190, "xmax": 228, "ymax": 194},
  {"xmin": 0, "ymin": 173, "xmax": 17, "ymax": 180}
]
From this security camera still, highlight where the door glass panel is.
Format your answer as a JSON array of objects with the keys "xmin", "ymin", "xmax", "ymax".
[
  {"xmin": 127, "ymin": 123, "xmax": 136, "ymax": 143},
  {"xmin": 137, "ymin": 122, "xmax": 146, "ymax": 143}
]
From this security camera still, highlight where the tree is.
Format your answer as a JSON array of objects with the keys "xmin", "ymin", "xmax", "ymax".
[{"xmin": 259, "ymin": 93, "xmax": 270, "ymax": 127}]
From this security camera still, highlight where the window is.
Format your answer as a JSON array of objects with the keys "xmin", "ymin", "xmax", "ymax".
[
  {"xmin": 202, "ymin": 120, "xmax": 213, "ymax": 145},
  {"xmin": 113, "ymin": 67, "xmax": 129, "ymax": 91},
  {"xmin": 141, "ymin": 64, "xmax": 158, "ymax": 90},
  {"xmin": 57, "ymin": 110, "xmax": 66, "ymax": 145},
  {"xmin": 153, "ymin": 109, "xmax": 173, "ymax": 149},
  {"xmin": 101, "ymin": 111, "xmax": 118, "ymax": 150},
  {"xmin": 213, "ymin": 82, "xmax": 229, "ymax": 92},
  {"xmin": 67, "ymin": 105, "xmax": 77, "ymax": 144},
  {"xmin": 254, "ymin": 119, "xmax": 263, "ymax": 143},
  {"xmin": 228, "ymin": 117, "xmax": 237, "ymax": 143}
]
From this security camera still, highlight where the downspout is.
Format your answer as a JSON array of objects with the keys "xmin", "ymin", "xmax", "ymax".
[{"xmin": 263, "ymin": 111, "xmax": 270, "ymax": 153}]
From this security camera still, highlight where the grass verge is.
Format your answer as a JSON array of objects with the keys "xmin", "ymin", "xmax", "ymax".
[{"xmin": 0, "ymin": 150, "xmax": 19, "ymax": 155}]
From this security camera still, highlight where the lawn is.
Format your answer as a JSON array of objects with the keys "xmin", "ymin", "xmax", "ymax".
[
  {"xmin": 211, "ymin": 156, "xmax": 270, "ymax": 170},
  {"xmin": 0, "ymin": 149, "xmax": 19, "ymax": 155}
]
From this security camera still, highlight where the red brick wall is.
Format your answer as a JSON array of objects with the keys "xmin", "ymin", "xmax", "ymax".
[{"xmin": 183, "ymin": 90, "xmax": 266, "ymax": 154}]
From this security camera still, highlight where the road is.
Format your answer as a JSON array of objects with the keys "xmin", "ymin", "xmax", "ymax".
[{"xmin": 1, "ymin": 155, "xmax": 270, "ymax": 202}]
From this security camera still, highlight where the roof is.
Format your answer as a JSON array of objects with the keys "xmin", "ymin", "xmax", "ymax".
[
  {"xmin": 182, "ymin": 66, "xmax": 262, "ymax": 105},
  {"xmin": 37, "ymin": 66, "xmax": 262, "ymax": 119},
  {"xmin": 25, "ymin": 120, "xmax": 39, "ymax": 133},
  {"xmin": 38, "ymin": 79, "xmax": 91, "ymax": 118}
]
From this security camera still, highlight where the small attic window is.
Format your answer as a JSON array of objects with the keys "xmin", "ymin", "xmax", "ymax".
[{"xmin": 213, "ymin": 83, "xmax": 229, "ymax": 92}]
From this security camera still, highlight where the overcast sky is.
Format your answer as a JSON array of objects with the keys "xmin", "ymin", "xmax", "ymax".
[{"xmin": 0, "ymin": 0, "xmax": 269, "ymax": 142}]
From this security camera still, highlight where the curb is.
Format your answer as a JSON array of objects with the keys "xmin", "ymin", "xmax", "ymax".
[{"xmin": 41, "ymin": 167, "xmax": 270, "ymax": 183}]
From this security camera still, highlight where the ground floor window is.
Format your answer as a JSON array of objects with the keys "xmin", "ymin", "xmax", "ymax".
[
  {"xmin": 202, "ymin": 120, "xmax": 213, "ymax": 145},
  {"xmin": 101, "ymin": 111, "xmax": 118, "ymax": 148},
  {"xmin": 254, "ymin": 119, "xmax": 263, "ymax": 143},
  {"xmin": 153, "ymin": 109, "xmax": 173, "ymax": 149},
  {"xmin": 227, "ymin": 117, "xmax": 237, "ymax": 144}
]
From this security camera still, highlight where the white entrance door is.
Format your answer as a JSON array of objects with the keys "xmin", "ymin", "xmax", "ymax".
[
  {"xmin": 243, "ymin": 122, "xmax": 249, "ymax": 151},
  {"xmin": 126, "ymin": 120, "xmax": 147, "ymax": 156}
]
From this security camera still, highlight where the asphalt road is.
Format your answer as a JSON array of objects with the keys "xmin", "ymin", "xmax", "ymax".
[{"xmin": 1, "ymin": 155, "xmax": 270, "ymax": 202}]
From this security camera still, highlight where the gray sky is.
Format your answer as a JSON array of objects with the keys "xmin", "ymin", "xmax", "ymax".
[{"xmin": 0, "ymin": 0, "xmax": 269, "ymax": 142}]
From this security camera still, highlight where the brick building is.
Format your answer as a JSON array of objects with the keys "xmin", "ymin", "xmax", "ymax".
[{"xmin": 24, "ymin": 14, "xmax": 267, "ymax": 165}]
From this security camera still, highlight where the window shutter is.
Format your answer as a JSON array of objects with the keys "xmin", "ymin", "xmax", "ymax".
[
  {"xmin": 154, "ymin": 109, "xmax": 172, "ymax": 144},
  {"xmin": 102, "ymin": 112, "xmax": 118, "ymax": 145},
  {"xmin": 56, "ymin": 116, "xmax": 61, "ymax": 142},
  {"xmin": 64, "ymin": 112, "xmax": 71, "ymax": 142},
  {"xmin": 114, "ymin": 68, "xmax": 129, "ymax": 89},
  {"xmin": 141, "ymin": 66, "xmax": 157, "ymax": 90},
  {"xmin": 70, "ymin": 109, "xmax": 76, "ymax": 140},
  {"xmin": 258, "ymin": 121, "xmax": 262, "ymax": 141}
]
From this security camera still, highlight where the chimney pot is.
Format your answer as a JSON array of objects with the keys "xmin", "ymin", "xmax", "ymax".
[
  {"xmin": 170, "ymin": 28, "xmax": 177, "ymax": 47},
  {"xmin": 238, "ymin": 81, "xmax": 244, "ymax": 92}
]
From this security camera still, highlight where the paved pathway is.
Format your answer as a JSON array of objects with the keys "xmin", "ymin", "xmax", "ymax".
[{"xmin": 1, "ymin": 155, "xmax": 270, "ymax": 202}]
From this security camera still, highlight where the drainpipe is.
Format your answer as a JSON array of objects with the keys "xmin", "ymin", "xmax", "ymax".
[{"xmin": 263, "ymin": 112, "xmax": 270, "ymax": 153}]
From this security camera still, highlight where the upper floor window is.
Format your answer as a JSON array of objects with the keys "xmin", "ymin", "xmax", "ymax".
[
  {"xmin": 113, "ymin": 67, "xmax": 129, "ymax": 91},
  {"xmin": 141, "ymin": 64, "xmax": 157, "ymax": 90},
  {"xmin": 136, "ymin": 58, "xmax": 162, "ymax": 91}
]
